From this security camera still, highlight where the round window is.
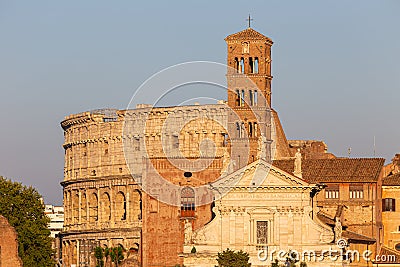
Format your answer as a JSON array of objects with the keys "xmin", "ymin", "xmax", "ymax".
[{"xmin": 395, "ymin": 243, "xmax": 400, "ymax": 251}]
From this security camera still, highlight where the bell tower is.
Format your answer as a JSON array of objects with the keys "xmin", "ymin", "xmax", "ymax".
[{"xmin": 225, "ymin": 24, "xmax": 273, "ymax": 169}]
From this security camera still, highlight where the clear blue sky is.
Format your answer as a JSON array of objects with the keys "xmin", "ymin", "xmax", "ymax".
[{"xmin": 0, "ymin": 1, "xmax": 399, "ymax": 205}]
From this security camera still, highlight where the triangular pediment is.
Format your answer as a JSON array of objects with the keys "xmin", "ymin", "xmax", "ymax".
[
  {"xmin": 212, "ymin": 159, "xmax": 310, "ymax": 189},
  {"xmin": 225, "ymin": 27, "xmax": 272, "ymax": 42}
]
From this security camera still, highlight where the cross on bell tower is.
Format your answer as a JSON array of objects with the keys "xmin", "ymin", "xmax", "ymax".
[{"xmin": 246, "ymin": 14, "xmax": 253, "ymax": 28}]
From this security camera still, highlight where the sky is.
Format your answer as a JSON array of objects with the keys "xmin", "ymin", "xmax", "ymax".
[{"xmin": 0, "ymin": 1, "xmax": 399, "ymax": 205}]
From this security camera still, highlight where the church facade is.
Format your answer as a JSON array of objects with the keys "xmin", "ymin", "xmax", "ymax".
[{"xmin": 181, "ymin": 160, "xmax": 341, "ymax": 266}]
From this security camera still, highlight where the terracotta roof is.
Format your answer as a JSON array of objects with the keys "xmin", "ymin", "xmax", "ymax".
[
  {"xmin": 383, "ymin": 172, "xmax": 400, "ymax": 186},
  {"xmin": 225, "ymin": 28, "xmax": 272, "ymax": 42},
  {"xmin": 342, "ymin": 230, "xmax": 375, "ymax": 244},
  {"xmin": 373, "ymin": 246, "xmax": 400, "ymax": 264},
  {"xmin": 273, "ymin": 158, "xmax": 384, "ymax": 183}
]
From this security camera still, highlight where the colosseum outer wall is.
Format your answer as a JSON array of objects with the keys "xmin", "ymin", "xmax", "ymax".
[{"xmin": 60, "ymin": 104, "xmax": 229, "ymax": 266}]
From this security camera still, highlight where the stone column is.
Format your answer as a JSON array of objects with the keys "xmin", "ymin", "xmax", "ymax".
[
  {"xmin": 86, "ymin": 191, "xmax": 89, "ymax": 223},
  {"xmin": 78, "ymin": 191, "xmax": 81, "ymax": 224},
  {"xmin": 110, "ymin": 189, "xmax": 115, "ymax": 226},
  {"xmin": 97, "ymin": 188, "xmax": 100, "ymax": 223},
  {"xmin": 126, "ymin": 190, "xmax": 130, "ymax": 222}
]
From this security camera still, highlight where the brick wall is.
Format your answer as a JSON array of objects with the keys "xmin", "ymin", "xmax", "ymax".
[{"xmin": 0, "ymin": 215, "xmax": 22, "ymax": 267}]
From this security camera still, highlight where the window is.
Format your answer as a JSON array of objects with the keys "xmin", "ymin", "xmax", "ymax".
[
  {"xmin": 236, "ymin": 90, "xmax": 240, "ymax": 106},
  {"xmin": 240, "ymin": 90, "xmax": 245, "ymax": 106},
  {"xmin": 383, "ymin": 198, "xmax": 396, "ymax": 212},
  {"xmin": 181, "ymin": 187, "xmax": 195, "ymax": 217},
  {"xmin": 222, "ymin": 133, "xmax": 228, "ymax": 147},
  {"xmin": 349, "ymin": 186, "xmax": 363, "ymax": 199},
  {"xmin": 81, "ymin": 193, "xmax": 87, "ymax": 223},
  {"xmin": 257, "ymin": 221, "xmax": 268, "ymax": 245},
  {"xmin": 254, "ymin": 57, "xmax": 259, "ymax": 73},
  {"xmin": 254, "ymin": 122, "xmax": 258, "ymax": 137},
  {"xmin": 254, "ymin": 90, "xmax": 258, "ymax": 105},
  {"xmin": 249, "ymin": 57, "xmax": 254, "ymax": 73},
  {"xmin": 240, "ymin": 58, "xmax": 245, "ymax": 73},
  {"xmin": 249, "ymin": 90, "xmax": 253, "ymax": 106},
  {"xmin": 234, "ymin": 57, "xmax": 239, "ymax": 72},
  {"xmin": 242, "ymin": 42, "xmax": 249, "ymax": 53},
  {"xmin": 116, "ymin": 192, "xmax": 127, "ymax": 221},
  {"xmin": 325, "ymin": 186, "xmax": 339, "ymax": 199},
  {"xmin": 249, "ymin": 122, "xmax": 253, "ymax": 137},
  {"xmin": 101, "ymin": 193, "xmax": 111, "ymax": 221},
  {"xmin": 396, "ymin": 243, "xmax": 400, "ymax": 251},
  {"xmin": 89, "ymin": 193, "xmax": 98, "ymax": 222}
]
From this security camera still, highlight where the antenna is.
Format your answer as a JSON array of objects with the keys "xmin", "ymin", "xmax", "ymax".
[
  {"xmin": 348, "ymin": 147, "xmax": 351, "ymax": 157},
  {"xmin": 373, "ymin": 136, "xmax": 376, "ymax": 157}
]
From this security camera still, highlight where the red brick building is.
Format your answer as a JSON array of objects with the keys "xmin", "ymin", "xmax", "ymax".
[{"xmin": 0, "ymin": 215, "xmax": 22, "ymax": 267}]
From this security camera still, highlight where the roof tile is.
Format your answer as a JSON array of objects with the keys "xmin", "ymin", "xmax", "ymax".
[
  {"xmin": 225, "ymin": 28, "xmax": 272, "ymax": 42},
  {"xmin": 383, "ymin": 172, "xmax": 400, "ymax": 186},
  {"xmin": 273, "ymin": 158, "xmax": 384, "ymax": 183}
]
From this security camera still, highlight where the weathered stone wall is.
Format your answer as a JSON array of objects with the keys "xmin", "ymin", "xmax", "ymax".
[{"xmin": 0, "ymin": 215, "xmax": 22, "ymax": 267}]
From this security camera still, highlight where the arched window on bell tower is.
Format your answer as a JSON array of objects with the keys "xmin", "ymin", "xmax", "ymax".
[
  {"xmin": 249, "ymin": 90, "xmax": 253, "ymax": 106},
  {"xmin": 234, "ymin": 57, "xmax": 239, "ymax": 72},
  {"xmin": 249, "ymin": 57, "xmax": 254, "ymax": 73},
  {"xmin": 249, "ymin": 122, "xmax": 253, "ymax": 137},
  {"xmin": 236, "ymin": 90, "xmax": 240, "ymax": 106},
  {"xmin": 240, "ymin": 90, "xmax": 245, "ymax": 106},
  {"xmin": 254, "ymin": 57, "xmax": 259, "ymax": 73},
  {"xmin": 239, "ymin": 58, "xmax": 245, "ymax": 74}
]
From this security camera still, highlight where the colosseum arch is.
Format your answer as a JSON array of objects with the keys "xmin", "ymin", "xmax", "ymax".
[
  {"xmin": 89, "ymin": 192, "xmax": 98, "ymax": 222},
  {"xmin": 131, "ymin": 189, "xmax": 142, "ymax": 221},
  {"xmin": 81, "ymin": 192, "xmax": 87, "ymax": 223},
  {"xmin": 64, "ymin": 191, "xmax": 69, "ymax": 224},
  {"xmin": 115, "ymin": 191, "xmax": 126, "ymax": 221},
  {"xmin": 101, "ymin": 192, "xmax": 111, "ymax": 222},
  {"xmin": 72, "ymin": 192, "xmax": 79, "ymax": 223}
]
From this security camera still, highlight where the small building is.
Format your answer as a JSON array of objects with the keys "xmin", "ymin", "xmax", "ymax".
[
  {"xmin": 45, "ymin": 204, "xmax": 64, "ymax": 265},
  {"xmin": 381, "ymin": 172, "xmax": 400, "ymax": 251},
  {"xmin": 45, "ymin": 204, "xmax": 64, "ymax": 238}
]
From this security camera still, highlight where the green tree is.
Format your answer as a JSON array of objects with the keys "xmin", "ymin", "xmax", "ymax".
[
  {"xmin": 216, "ymin": 248, "xmax": 251, "ymax": 267},
  {"xmin": 94, "ymin": 246, "xmax": 105, "ymax": 267},
  {"xmin": 0, "ymin": 176, "xmax": 55, "ymax": 266},
  {"xmin": 109, "ymin": 246, "xmax": 124, "ymax": 266}
]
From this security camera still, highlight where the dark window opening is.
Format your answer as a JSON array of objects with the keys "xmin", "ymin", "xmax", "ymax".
[
  {"xmin": 234, "ymin": 57, "xmax": 239, "ymax": 72},
  {"xmin": 249, "ymin": 57, "xmax": 254, "ymax": 73},
  {"xmin": 240, "ymin": 58, "xmax": 245, "ymax": 74},
  {"xmin": 383, "ymin": 198, "xmax": 396, "ymax": 212}
]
